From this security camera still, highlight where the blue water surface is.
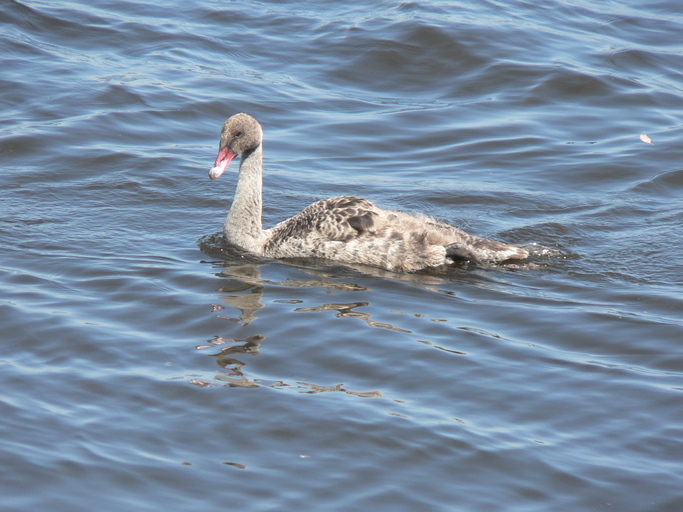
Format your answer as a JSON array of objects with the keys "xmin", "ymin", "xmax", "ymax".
[{"xmin": 1, "ymin": 0, "xmax": 683, "ymax": 510}]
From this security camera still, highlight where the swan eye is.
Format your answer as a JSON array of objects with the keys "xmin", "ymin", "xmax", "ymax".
[{"xmin": 234, "ymin": 130, "xmax": 243, "ymax": 138}]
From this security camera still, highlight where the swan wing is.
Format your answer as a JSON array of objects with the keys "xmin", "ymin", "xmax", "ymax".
[{"xmin": 266, "ymin": 195, "xmax": 379, "ymax": 248}]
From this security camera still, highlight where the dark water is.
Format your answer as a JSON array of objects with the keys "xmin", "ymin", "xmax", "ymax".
[{"xmin": 2, "ymin": 0, "xmax": 683, "ymax": 510}]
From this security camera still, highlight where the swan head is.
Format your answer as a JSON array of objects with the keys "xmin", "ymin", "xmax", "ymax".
[{"xmin": 209, "ymin": 113, "xmax": 263, "ymax": 180}]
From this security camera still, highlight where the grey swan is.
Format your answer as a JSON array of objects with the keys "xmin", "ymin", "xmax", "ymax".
[{"xmin": 208, "ymin": 113, "xmax": 528, "ymax": 272}]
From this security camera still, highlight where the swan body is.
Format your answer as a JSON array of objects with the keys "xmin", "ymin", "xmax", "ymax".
[{"xmin": 209, "ymin": 113, "xmax": 528, "ymax": 272}]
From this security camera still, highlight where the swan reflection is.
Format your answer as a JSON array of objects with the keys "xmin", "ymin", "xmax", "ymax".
[
  {"xmin": 294, "ymin": 302, "xmax": 412, "ymax": 333},
  {"xmin": 195, "ymin": 232, "xmax": 520, "ymax": 394},
  {"xmin": 194, "ymin": 253, "xmax": 394, "ymax": 396}
]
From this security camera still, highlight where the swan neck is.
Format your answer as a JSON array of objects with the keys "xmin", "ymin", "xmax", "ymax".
[{"xmin": 225, "ymin": 144, "xmax": 264, "ymax": 250}]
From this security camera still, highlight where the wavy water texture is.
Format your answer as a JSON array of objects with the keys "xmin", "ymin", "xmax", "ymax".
[{"xmin": 1, "ymin": 0, "xmax": 683, "ymax": 511}]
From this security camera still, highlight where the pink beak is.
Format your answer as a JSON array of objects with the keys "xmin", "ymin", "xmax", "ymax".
[{"xmin": 209, "ymin": 147, "xmax": 236, "ymax": 180}]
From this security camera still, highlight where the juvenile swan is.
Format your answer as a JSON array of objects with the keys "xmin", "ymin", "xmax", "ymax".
[{"xmin": 208, "ymin": 113, "xmax": 528, "ymax": 272}]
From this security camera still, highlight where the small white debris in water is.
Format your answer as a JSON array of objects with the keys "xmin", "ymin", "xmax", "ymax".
[{"xmin": 640, "ymin": 133, "xmax": 653, "ymax": 144}]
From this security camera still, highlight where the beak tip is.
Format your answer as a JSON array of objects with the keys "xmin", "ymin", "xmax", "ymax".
[{"xmin": 209, "ymin": 165, "xmax": 225, "ymax": 180}]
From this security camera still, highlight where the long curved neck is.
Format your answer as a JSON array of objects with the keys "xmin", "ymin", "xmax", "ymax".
[{"xmin": 224, "ymin": 144, "xmax": 265, "ymax": 252}]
